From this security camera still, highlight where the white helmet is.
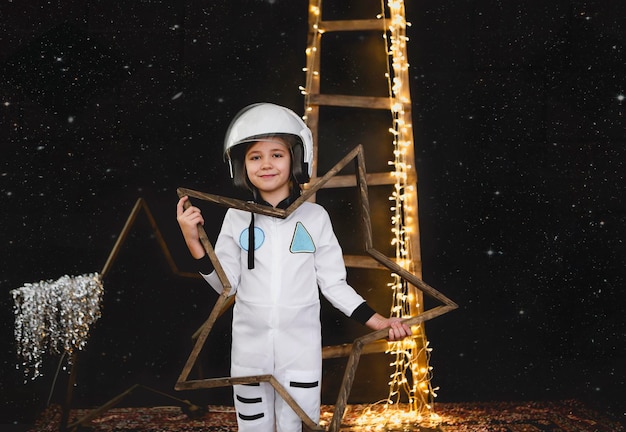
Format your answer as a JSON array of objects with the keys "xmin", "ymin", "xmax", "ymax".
[{"xmin": 223, "ymin": 103, "xmax": 313, "ymax": 189}]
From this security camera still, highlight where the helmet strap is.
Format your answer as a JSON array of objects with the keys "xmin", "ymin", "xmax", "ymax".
[{"xmin": 228, "ymin": 158, "xmax": 234, "ymax": 179}]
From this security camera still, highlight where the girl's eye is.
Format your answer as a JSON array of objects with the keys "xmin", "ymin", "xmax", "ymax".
[{"xmin": 272, "ymin": 152, "xmax": 284, "ymax": 158}]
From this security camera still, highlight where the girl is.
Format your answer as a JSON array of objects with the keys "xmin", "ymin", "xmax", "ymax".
[{"xmin": 177, "ymin": 103, "xmax": 411, "ymax": 431}]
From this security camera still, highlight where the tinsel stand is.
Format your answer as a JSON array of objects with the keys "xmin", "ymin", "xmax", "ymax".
[{"xmin": 10, "ymin": 198, "xmax": 200, "ymax": 431}]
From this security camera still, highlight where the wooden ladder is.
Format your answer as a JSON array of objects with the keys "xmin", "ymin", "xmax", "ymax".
[{"xmin": 303, "ymin": 0, "xmax": 434, "ymax": 413}]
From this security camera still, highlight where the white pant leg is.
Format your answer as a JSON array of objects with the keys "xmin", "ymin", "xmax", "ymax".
[
  {"xmin": 231, "ymin": 364, "xmax": 275, "ymax": 431},
  {"xmin": 274, "ymin": 368, "xmax": 321, "ymax": 432},
  {"xmin": 273, "ymin": 303, "xmax": 323, "ymax": 431}
]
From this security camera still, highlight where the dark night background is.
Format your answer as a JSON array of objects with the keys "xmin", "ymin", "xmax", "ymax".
[{"xmin": 1, "ymin": 0, "xmax": 625, "ymax": 428}]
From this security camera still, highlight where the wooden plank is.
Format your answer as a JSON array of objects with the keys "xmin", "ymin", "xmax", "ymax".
[
  {"xmin": 67, "ymin": 384, "xmax": 141, "ymax": 430},
  {"xmin": 356, "ymin": 145, "xmax": 374, "ymax": 251},
  {"xmin": 307, "ymin": 171, "xmax": 416, "ymax": 188},
  {"xmin": 176, "ymin": 375, "xmax": 323, "ymax": 431},
  {"xmin": 343, "ymin": 254, "xmax": 421, "ymax": 270},
  {"xmin": 268, "ymin": 376, "xmax": 324, "ymax": 431},
  {"xmin": 308, "ymin": 93, "xmax": 390, "ymax": 110},
  {"xmin": 100, "ymin": 198, "xmax": 202, "ymax": 280},
  {"xmin": 343, "ymin": 254, "xmax": 389, "ymax": 269},
  {"xmin": 178, "ymin": 187, "xmax": 286, "ymax": 218},
  {"xmin": 308, "ymin": 172, "xmax": 392, "ymax": 188},
  {"xmin": 306, "ymin": 4, "xmax": 321, "ymax": 180},
  {"xmin": 175, "ymin": 192, "xmax": 235, "ymax": 387},
  {"xmin": 322, "ymin": 340, "xmax": 389, "ymax": 359},
  {"xmin": 319, "ymin": 19, "xmax": 388, "ymax": 32}
]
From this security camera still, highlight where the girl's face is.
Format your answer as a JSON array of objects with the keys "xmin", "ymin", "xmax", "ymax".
[{"xmin": 244, "ymin": 139, "xmax": 292, "ymax": 206}]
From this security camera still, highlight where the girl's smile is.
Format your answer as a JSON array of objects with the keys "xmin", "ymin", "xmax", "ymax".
[{"xmin": 245, "ymin": 139, "xmax": 292, "ymax": 207}]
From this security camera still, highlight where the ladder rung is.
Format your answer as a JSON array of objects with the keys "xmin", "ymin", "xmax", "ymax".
[
  {"xmin": 343, "ymin": 254, "xmax": 422, "ymax": 271},
  {"xmin": 322, "ymin": 340, "xmax": 388, "ymax": 359},
  {"xmin": 344, "ymin": 254, "xmax": 393, "ymax": 270},
  {"xmin": 307, "ymin": 172, "xmax": 416, "ymax": 189},
  {"xmin": 319, "ymin": 19, "xmax": 388, "ymax": 33},
  {"xmin": 309, "ymin": 94, "xmax": 390, "ymax": 110},
  {"xmin": 343, "ymin": 255, "xmax": 422, "ymax": 271}
]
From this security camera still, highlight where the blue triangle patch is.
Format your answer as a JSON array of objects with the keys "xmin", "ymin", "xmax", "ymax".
[{"xmin": 290, "ymin": 222, "xmax": 315, "ymax": 253}]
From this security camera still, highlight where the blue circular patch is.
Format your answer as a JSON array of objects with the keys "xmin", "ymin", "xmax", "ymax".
[{"xmin": 239, "ymin": 227, "xmax": 265, "ymax": 251}]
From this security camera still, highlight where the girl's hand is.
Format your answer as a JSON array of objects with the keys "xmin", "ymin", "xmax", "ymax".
[
  {"xmin": 176, "ymin": 196, "xmax": 206, "ymax": 258},
  {"xmin": 365, "ymin": 313, "xmax": 413, "ymax": 341}
]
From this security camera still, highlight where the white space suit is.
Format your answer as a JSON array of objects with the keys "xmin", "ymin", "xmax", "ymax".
[{"xmin": 202, "ymin": 201, "xmax": 367, "ymax": 431}]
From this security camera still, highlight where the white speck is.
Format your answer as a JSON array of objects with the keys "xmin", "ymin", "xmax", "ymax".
[
  {"xmin": 68, "ymin": 116, "xmax": 75, "ymax": 123},
  {"xmin": 171, "ymin": 92, "xmax": 183, "ymax": 100}
]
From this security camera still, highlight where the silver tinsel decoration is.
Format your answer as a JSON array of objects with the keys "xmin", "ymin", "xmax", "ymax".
[{"xmin": 11, "ymin": 273, "xmax": 104, "ymax": 380}]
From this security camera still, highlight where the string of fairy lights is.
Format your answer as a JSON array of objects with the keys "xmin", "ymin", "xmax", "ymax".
[
  {"xmin": 380, "ymin": 0, "xmax": 439, "ymax": 423},
  {"xmin": 302, "ymin": 0, "xmax": 440, "ymax": 426}
]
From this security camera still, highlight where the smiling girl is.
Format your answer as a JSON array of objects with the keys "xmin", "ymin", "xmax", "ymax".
[{"xmin": 177, "ymin": 103, "xmax": 411, "ymax": 432}]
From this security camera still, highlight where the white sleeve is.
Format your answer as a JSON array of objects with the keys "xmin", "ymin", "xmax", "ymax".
[
  {"xmin": 314, "ymin": 208, "xmax": 366, "ymax": 316},
  {"xmin": 201, "ymin": 210, "xmax": 240, "ymax": 297}
]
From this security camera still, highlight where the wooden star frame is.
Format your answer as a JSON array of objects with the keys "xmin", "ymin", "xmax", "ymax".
[{"xmin": 174, "ymin": 144, "xmax": 457, "ymax": 432}]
